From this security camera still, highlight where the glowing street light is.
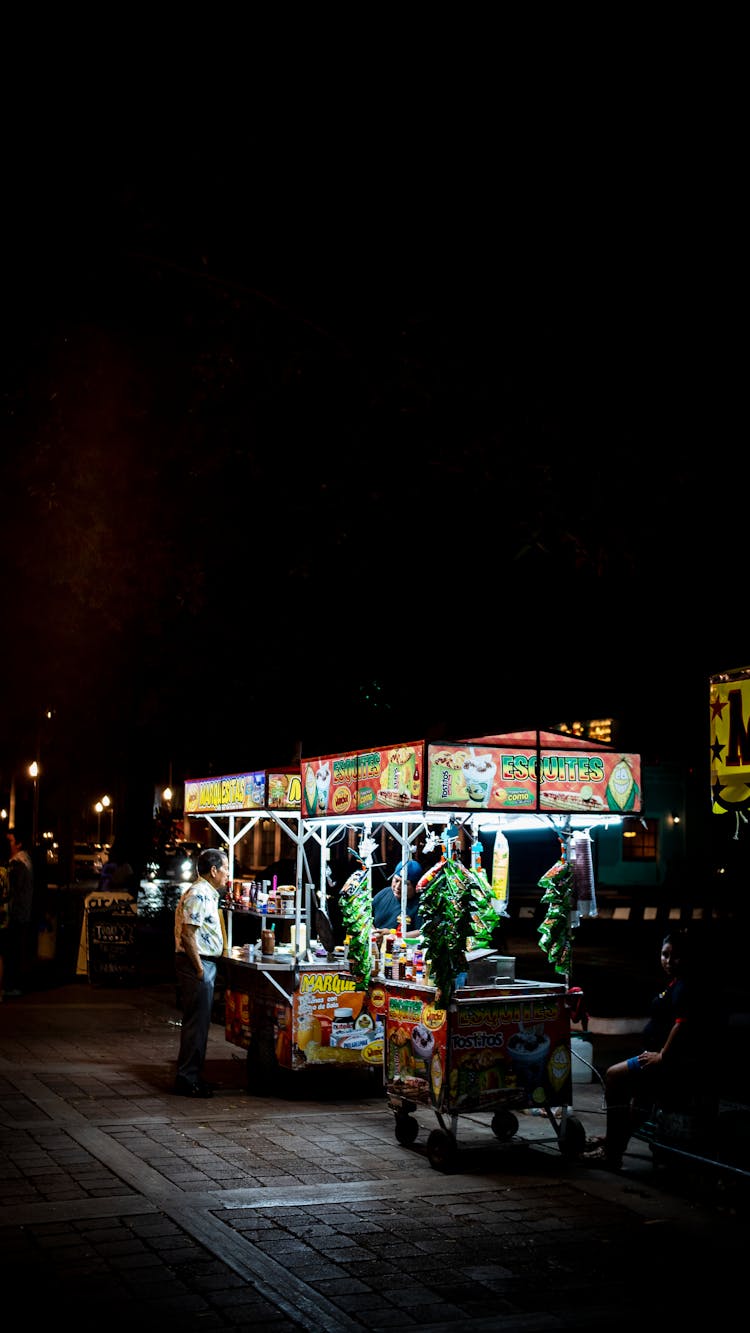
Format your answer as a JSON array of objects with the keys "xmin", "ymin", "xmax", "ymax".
[
  {"xmin": 29, "ymin": 761, "xmax": 40, "ymax": 846},
  {"xmin": 102, "ymin": 794, "xmax": 113, "ymax": 843},
  {"xmin": 95, "ymin": 794, "xmax": 114, "ymax": 845}
]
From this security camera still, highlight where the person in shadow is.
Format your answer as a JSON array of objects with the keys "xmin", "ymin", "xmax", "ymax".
[
  {"xmin": 99, "ymin": 839, "xmax": 136, "ymax": 895},
  {"xmin": 581, "ymin": 929, "xmax": 702, "ymax": 1170},
  {"xmin": 1, "ymin": 827, "xmax": 35, "ymax": 997}
]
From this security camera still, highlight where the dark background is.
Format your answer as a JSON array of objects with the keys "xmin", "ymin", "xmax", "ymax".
[{"xmin": 0, "ymin": 83, "xmax": 744, "ymax": 864}]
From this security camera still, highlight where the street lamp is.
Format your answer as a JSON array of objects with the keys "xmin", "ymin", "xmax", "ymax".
[
  {"xmin": 29, "ymin": 761, "xmax": 40, "ymax": 846},
  {"xmin": 94, "ymin": 795, "xmax": 114, "ymax": 846},
  {"xmin": 101, "ymin": 794, "xmax": 114, "ymax": 844}
]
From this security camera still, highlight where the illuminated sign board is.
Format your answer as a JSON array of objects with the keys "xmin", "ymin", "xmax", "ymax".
[{"xmin": 184, "ymin": 771, "xmax": 301, "ymax": 815}]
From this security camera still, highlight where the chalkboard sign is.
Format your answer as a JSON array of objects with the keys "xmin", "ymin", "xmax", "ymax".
[{"xmin": 87, "ymin": 902, "xmax": 139, "ymax": 984}]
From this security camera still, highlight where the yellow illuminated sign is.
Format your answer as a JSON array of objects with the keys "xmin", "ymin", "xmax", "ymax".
[{"xmin": 710, "ymin": 674, "xmax": 750, "ymax": 813}]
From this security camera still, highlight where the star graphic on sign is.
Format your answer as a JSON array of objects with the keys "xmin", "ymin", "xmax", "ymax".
[
  {"xmin": 712, "ymin": 777, "xmax": 750, "ymax": 812},
  {"xmin": 711, "ymin": 736, "xmax": 725, "ymax": 762},
  {"xmin": 711, "ymin": 694, "xmax": 729, "ymax": 719}
]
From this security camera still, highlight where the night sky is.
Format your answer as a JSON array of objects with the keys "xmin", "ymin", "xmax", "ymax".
[{"xmin": 1, "ymin": 109, "xmax": 744, "ymax": 848}]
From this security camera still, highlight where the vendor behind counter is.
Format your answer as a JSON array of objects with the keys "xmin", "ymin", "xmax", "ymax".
[{"xmin": 372, "ymin": 860, "xmax": 424, "ymax": 938}]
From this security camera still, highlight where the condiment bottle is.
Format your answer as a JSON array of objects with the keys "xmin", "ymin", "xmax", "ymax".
[
  {"xmin": 413, "ymin": 947, "xmax": 424, "ymax": 983},
  {"xmin": 394, "ymin": 927, "xmax": 404, "ymax": 981},
  {"xmin": 391, "ymin": 925, "xmax": 402, "ymax": 978},
  {"xmin": 383, "ymin": 936, "xmax": 393, "ymax": 980}
]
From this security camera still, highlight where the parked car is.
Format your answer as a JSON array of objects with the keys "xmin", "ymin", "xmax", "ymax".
[{"xmin": 145, "ymin": 842, "xmax": 202, "ymax": 884}]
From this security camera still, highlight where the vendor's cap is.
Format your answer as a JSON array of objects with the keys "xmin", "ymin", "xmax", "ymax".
[{"xmin": 393, "ymin": 859, "xmax": 423, "ymax": 885}]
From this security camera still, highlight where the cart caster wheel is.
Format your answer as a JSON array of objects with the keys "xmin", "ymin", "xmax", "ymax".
[
  {"xmin": 427, "ymin": 1128, "xmax": 458, "ymax": 1172},
  {"xmin": 491, "ymin": 1110, "xmax": 519, "ymax": 1140},
  {"xmin": 394, "ymin": 1112, "xmax": 419, "ymax": 1146},
  {"xmin": 559, "ymin": 1114, "xmax": 586, "ymax": 1157}
]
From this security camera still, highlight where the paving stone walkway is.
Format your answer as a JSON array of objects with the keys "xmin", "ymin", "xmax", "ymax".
[{"xmin": 1, "ymin": 982, "xmax": 746, "ymax": 1330}]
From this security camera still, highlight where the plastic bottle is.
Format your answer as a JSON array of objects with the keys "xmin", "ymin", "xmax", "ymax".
[
  {"xmin": 492, "ymin": 830, "xmax": 510, "ymax": 911},
  {"xmin": 383, "ymin": 934, "xmax": 393, "ymax": 979},
  {"xmin": 471, "ymin": 835, "xmax": 483, "ymax": 872},
  {"xmin": 391, "ymin": 924, "xmax": 403, "ymax": 979}
]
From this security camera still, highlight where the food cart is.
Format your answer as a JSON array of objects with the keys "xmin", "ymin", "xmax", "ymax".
[
  {"xmin": 374, "ymin": 968, "xmax": 575, "ymax": 1170},
  {"xmin": 372, "ymin": 838, "xmax": 581, "ymax": 1171},
  {"xmin": 185, "ymin": 767, "xmax": 385, "ymax": 1089},
  {"xmin": 185, "ymin": 729, "xmax": 641, "ymax": 1110},
  {"xmin": 303, "ymin": 730, "xmax": 642, "ymax": 1168}
]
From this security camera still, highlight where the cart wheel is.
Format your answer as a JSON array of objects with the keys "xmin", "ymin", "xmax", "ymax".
[
  {"xmin": 558, "ymin": 1114, "xmax": 586, "ymax": 1157},
  {"xmin": 491, "ymin": 1110, "xmax": 519, "ymax": 1140},
  {"xmin": 427, "ymin": 1128, "xmax": 458, "ymax": 1172},
  {"xmin": 394, "ymin": 1113, "xmax": 419, "ymax": 1146}
]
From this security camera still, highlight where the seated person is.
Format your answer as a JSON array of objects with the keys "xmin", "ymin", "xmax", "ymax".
[
  {"xmin": 581, "ymin": 929, "xmax": 701, "ymax": 1170},
  {"xmin": 372, "ymin": 860, "xmax": 424, "ymax": 938}
]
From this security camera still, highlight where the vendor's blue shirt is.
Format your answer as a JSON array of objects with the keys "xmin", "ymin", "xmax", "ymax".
[{"xmin": 371, "ymin": 886, "xmax": 423, "ymax": 933}]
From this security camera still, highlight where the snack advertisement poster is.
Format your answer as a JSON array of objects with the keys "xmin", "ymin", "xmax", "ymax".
[
  {"xmin": 383, "ymin": 989, "xmax": 449, "ymax": 1109},
  {"xmin": 292, "ymin": 981, "xmax": 383, "ymax": 1069},
  {"xmin": 225, "ymin": 981, "xmax": 383, "ymax": 1069},
  {"xmin": 266, "ymin": 771, "xmax": 302, "ymax": 810},
  {"xmin": 426, "ymin": 743, "xmax": 642, "ymax": 814},
  {"xmin": 301, "ymin": 743, "xmax": 427, "ymax": 817},
  {"xmin": 357, "ymin": 742, "xmax": 425, "ymax": 813},
  {"xmin": 448, "ymin": 996, "xmax": 572, "ymax": 1111},
  {"xmin": 185, "ymin": 771, "xmax": 267, "ymax": 814},
  {"xmin": 301, "ymin": 754, "xmax": 358, "ymax": 817}
]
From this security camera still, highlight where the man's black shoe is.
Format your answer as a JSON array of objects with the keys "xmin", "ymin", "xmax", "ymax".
[{"xmin": 173, "ymin": 1078, "xmax": 214, "ymax": 1098}]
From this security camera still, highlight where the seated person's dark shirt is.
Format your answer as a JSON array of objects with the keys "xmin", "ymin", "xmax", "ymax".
[
  {"xmin": 371, "ymin": 886, "xmax": 423, "ymax": 933},
  {"xmin": 643, "ymin": 977, "xmax": 692, "ymax": 1057},
  {"xmin": 640, "ymin": 975, "xmax": 704, "ymax": 1105}
]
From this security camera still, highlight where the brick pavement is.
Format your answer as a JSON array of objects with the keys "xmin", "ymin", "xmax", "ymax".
[{"xmin": 0, "ymin": 981, "xmax": 746, "ymax": 1330}]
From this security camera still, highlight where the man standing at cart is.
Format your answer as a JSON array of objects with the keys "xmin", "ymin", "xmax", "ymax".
[
  {"xmin": 372, "ymin": 859, "xmax": 424, "ymax": 939},
  {"xmin": 173, "ymin": 847, "xmax": 229, "ymax": 1098}
]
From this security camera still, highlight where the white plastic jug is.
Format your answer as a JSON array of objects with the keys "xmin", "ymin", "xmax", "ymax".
[{"xmin": 571, "ymin": 1035, "xmax": 594, "ymax": 1084}]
